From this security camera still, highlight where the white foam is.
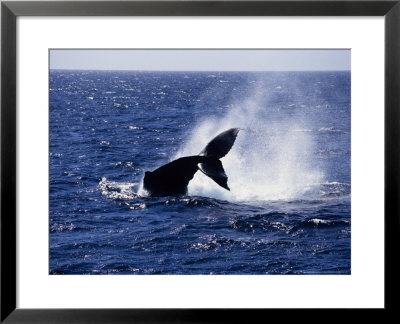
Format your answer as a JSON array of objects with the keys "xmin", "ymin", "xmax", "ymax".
[
  {"xmin": 176, "ymin": 80, "xmax": 324, "ymax": 202},
  {"xmin": 309, "ymin": 218, "xmax": 331, "ymax": 225},
  {"xmin": 98, "ymin": 177, "xmax": 139, "ymax": 199}
]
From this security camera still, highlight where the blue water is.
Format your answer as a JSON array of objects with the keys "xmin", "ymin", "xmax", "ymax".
[{"xmin": 49, "ymin": 70, "xmax": 351, "ymax": 274}]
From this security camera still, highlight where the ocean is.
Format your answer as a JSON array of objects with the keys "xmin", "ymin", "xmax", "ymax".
[{"xmin": 49, "ymin": 70, "xmax": 351, "ymax": 274}]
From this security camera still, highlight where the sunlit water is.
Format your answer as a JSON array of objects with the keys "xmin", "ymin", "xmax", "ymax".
[{"xmin": 50, "ymin": 70, "xmax": 350, "ymax": 274}]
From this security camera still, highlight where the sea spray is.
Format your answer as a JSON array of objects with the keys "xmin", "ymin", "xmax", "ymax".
[{"xmin": 176, "ymin": 78, "xmax": 324, "ymax": 202}]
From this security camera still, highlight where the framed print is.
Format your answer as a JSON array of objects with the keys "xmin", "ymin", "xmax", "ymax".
[
  {"xmin": 1, "ymin": 0, "xmax": 399, "ymax": 322},
  {"xmin": 48, "ymin": 48, "xmax": 352, "ymax": 276}
]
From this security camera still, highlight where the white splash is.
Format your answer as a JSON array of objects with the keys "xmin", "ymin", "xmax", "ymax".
[
  {"xmin": 175, "ymin": 81, "xmax": 324, "ymax": 202},
  {"xmin": 99, "ymin": 177, "xmax": 139, "ymax": 199}
]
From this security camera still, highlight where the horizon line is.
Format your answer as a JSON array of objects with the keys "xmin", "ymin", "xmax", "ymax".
[{"xmin": 49, "ymin": 68, "xmax": 351, "ymax": 72}]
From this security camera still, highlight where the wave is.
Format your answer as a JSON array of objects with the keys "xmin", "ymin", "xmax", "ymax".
[
  {"xmin": 318, "ymin": 127, "xmax": 348, "ymax": 134},
  {"xmin": 50, "ymin": 222, "xmax": 95, "ymax": 233},
  {"xmin": 319, "ymin": 182, "xmax": 350, "ymax": 198},
  {"xmin": 98, "ymin": 177, "xmax": 140, "ymax": 200}
]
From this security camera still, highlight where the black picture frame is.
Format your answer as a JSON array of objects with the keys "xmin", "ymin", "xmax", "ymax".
[{"xmin": 1, "ymin": 0, "xmax": 399, "ymax": 322}]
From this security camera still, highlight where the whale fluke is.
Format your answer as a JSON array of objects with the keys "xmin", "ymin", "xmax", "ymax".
[
  {"xmin": 200, "ymin": 128, "xmax": 239, "ymax": 159},
  {"xmin": 198, "ymin": 158, "xmax": 229, "ymax": 191},
  {"xmin": 143, "ymin": 128, "xmax": 239, "ymax": 196}
]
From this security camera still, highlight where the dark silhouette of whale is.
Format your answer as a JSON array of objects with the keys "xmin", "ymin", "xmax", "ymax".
[{"xmin": 143, "ymin": 128, "xmax": 240, "ymax": 196}]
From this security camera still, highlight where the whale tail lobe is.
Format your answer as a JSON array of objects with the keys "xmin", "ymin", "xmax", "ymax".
[
  {"xmin": 197, "ymin": 128, "xmax": 240, "ymax": 191},
  {"xmin": 200, "ymin": 128, "xmax": 240, "ymax": 159},
  {"xmin": 143, "ymin": 128, "xmax": 239, "ymax": 196}
]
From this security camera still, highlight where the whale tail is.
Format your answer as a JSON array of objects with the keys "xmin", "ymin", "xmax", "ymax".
[
  {"xmin": 200, "ymin": 128, "xmax": 240, "ymax": 159},
  {"xmin": 197, "ymin": 128, "xmax": 240, "ymax": 190},
  {"xmin": 143, "ymin": 128, "xmax": 239, "ymax": 196}
]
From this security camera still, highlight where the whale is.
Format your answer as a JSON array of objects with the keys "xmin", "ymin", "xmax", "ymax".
[{"xmin": 143, "ymin": 128, "xmax": 240, "ymax": 196}]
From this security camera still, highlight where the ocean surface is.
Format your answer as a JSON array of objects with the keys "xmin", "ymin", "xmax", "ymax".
[{"xmin": 49, "ymin": 70, "xmax": 351, "ymax": 274}]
